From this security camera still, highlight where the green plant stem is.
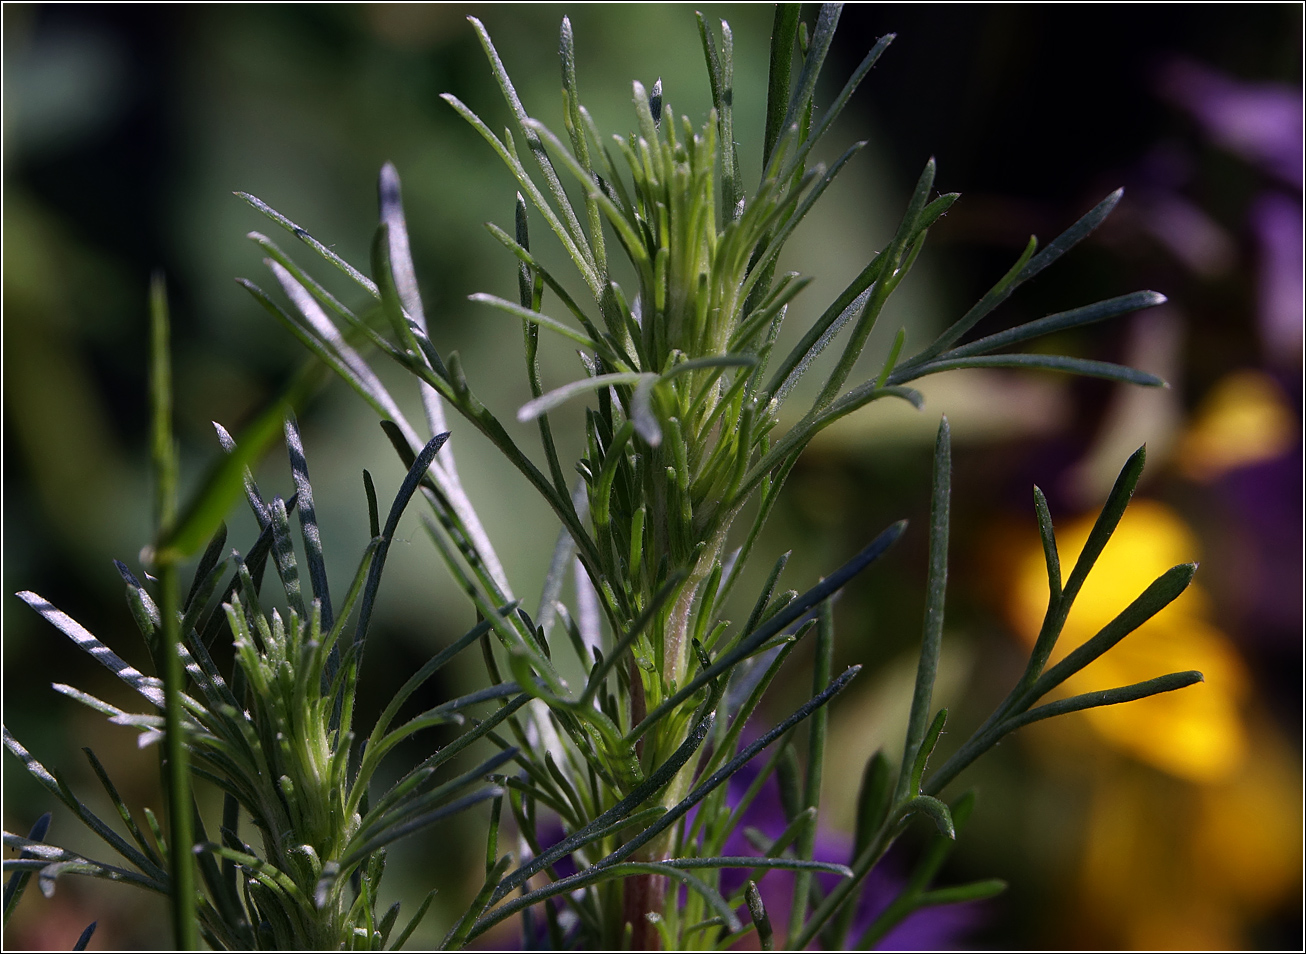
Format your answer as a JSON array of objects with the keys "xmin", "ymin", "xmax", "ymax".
[
  {"xmin": 150, "ymin": 274, "xmax": 196, "ymax": 950},
  {"xmin": 791, "ymin": 812, "xmax": 906, "ymax": 950},
  {"xmin": 787, "ymin": 598, "xmax": 833, "ymax": 945},
  {"xmin": 159, "ymin": 561, "xmax": 196, "ymax": 950}
]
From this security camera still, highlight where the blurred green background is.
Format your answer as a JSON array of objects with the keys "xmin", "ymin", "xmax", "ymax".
[{"xmin": 4, "ymin": 4, "xmax": 1300, "ymax": 949}]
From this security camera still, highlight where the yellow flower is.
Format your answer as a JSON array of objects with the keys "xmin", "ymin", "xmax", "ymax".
[{"xmin": 1175, "ymin": 369, "xmax": 1296, "ymax": 481}]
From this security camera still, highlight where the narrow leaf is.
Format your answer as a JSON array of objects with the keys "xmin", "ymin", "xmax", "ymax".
[{"xmin": 517, "ymin": 372, "xmax": 650, "ymax": 422}]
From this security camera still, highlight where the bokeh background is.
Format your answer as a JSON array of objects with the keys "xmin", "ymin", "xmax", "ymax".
[{"xmin": 4, "ymin": 3, "xmax": 1300, "ymax": 949}]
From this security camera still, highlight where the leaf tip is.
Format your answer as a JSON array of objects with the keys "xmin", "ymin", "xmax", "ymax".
[{"xmin": 378, "ymin": 162, "xmax": 403, "ymax": 221}]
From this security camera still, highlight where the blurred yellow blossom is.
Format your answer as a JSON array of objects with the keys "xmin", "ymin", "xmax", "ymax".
[
  {"xmin": 1068, "ymin": 723, "xmax": 1301, "ymax": 950},
  {"xmin": 1175, "ymin": 369, "xmax": 1296, "ymax": 481}
]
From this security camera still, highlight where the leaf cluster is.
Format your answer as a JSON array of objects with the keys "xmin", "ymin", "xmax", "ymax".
[{"xmin": 5, "ymin": 422, "xmax": 511, "ymax": 950}]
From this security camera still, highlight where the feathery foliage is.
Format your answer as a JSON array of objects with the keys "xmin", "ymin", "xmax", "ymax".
[{"xmin": 7, "ymin": 5, "xmax": 1201, "ymax": 950}]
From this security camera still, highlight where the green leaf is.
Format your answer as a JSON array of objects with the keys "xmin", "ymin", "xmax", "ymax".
[
  {"xmin": 939, "ymin": 291, "xmax": 1167, "ymax": 361},
  {"xmin": 746, "ymin": 880, "xmax": 774, "ymax": 951},
  {"xmin": 284, "ymin": 415, "xmax": 334, "ymax": 632},
  {"xmin": 663, "ymin": 857, "xmax": 851, "ymax": 876},
  {"xmin": 3, "ymin": 812, "xmax": 50, "ymax": 923},
  {"xmin": 762, "ymin": 5, "xmax": 802, "ymax": 170},
  {"xmin": 781, "ymin": 29, "xmax": 895, "ymax": 180},
  {"xmin": 917, "ymin": 189, "xmax": 1124, "ymax": 360},
  {"xmin": 772, "ymin": 282, "xmax": 874, "ymax": 406},
  {"xmin": 151, "ymin": 358, "xmax": 324, "ymax": 564},
  {"xmin": 916, "ymin": 878, "xmax": 1007, "ymax": 906},
  {"xmin": 182, "ymin": 523, "xmax": 229, "ymax": 616},
  {"xmin": 557, "ymin": 17, "xmax": 608, "ymax": 279},
  {"xmin": 1006, "ymin": 671, "xmax": 1205, "ymax": 734},
  {"xmin": 347, "ymin": 783, "xmax": 507, "ymax": 870},
  {"xmin": 237, "ymin": 191, "xmax": 379, "ymax": 295},
  {"xmin": 1033, "ymin": 486, "xmax": 1061, "ymax": 602},
  {"xmin": 770, "ymin": 3, "xmax": 842, "ymax": 177},
  {"xmin": 244, "ymin": 231, "xmax": 387, "ymax": 350},
  {"xmin": 471, "ymin": 860, "xmax": 742, "ymax": 943},
  {"xmin": 390, "ymin": 888, "xmax": 437, "ymax": 950},
  {"xmin": 904, "ymin": 794, "xmax": 955, "ymax": 839},
  {"xmin": 815, "ymin": 157, "xmax": 937, "ymax": 408},
  {"xmin": 468, "ymin": 293, "xmax": 609, "ymax": 354},
  {"xmin": 898, "ymin": 417, "xmax": 950, "ymax": 803},
  {"xmin": 909, "ymin": 708, "xmax": 948, "ymax": 796},
  {"xmin": 439, "ymin": 87, "xmax": 598, "ymax": 293},
  {"xmin": 608, "ymin": 667, "xmax": 861, "ymax": 871},
  {"xmin": 776, "ymin": 742, "xmax": 803, "ymax": 823},
  {"xmin": 72, "ymin": 922, "xmax": 98, "ymax": 951},
  {"xmin": 489, "ymin": 711, "xmax": 714, "ymax": 904},
  {"xmin": 16, "ymin": 594, "xmax": 165, "ymax": 707},
  {"xmin": 853, "ymin": 750, "xmax": 893, "ymax": 858},
  {"xmin": 1027, "ymin": 563, "xmax": 1198, "ymax": 701},
  {"xmin": 378, "ymin": 901, "xmax": 402, "ymax": 948},
  {"xmin": 81, "ymin": 749, "xmax": 164, "ymax": 873},
  {"xmin": 465, "ymin": 17, "xmax": 594, "ymax": 279},
  {"xmin": 364, "ymin": 611, "xmax": 514, "ymax": 767},
  {"xmin": 1062, "ymin": 445, "xmax": 1147, "ymax": 604},
  {"xmin": 440, "ymin": 852, "xmax": 514, "ymax": 950},
  {"xmin": 517, "ymin": 372, "xmax": 650, "ymax": 422},
  {"xmin": 353, "ymin": 433, "xmax": 450, "ymax": 664},
  {"xmin": 893, "ymin": 352, "xmax": 1166, "ymax": 388},
  {"xmin": 697, "ymin": 13, "xmax": 742, "ymax": 218},
  {"xmin": 925, "ymin": 671, "xmax": 1203, "ymax": 799}
]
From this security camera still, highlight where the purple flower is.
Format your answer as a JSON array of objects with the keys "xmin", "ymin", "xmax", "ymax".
[
  {"xmin": 1249, "ymin": 192, "xmax": 1304, "ymax": 359},
  {"xmin": 1157, "ymin": 58, "xmax": 1302, "ymax": 188},
  {"xmin": 1151, "ymin": 58, "xmax": 1303, "ymax": 360},
  {"xmin": 720, "ymin": 759, "xmax": 989, "ymax": 950}
]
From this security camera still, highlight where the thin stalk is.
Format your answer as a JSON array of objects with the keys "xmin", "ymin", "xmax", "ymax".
[
  {"xmin": 787, "ymin": 597, "xmax": 833, "ymax": 944},
  {"xmin": 895, "ymin": 417, "xmax": 949, "ymax": 803},
  {"xmin": 151, "ymin": 274, "xmax": 196, "ymax": 950}
]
